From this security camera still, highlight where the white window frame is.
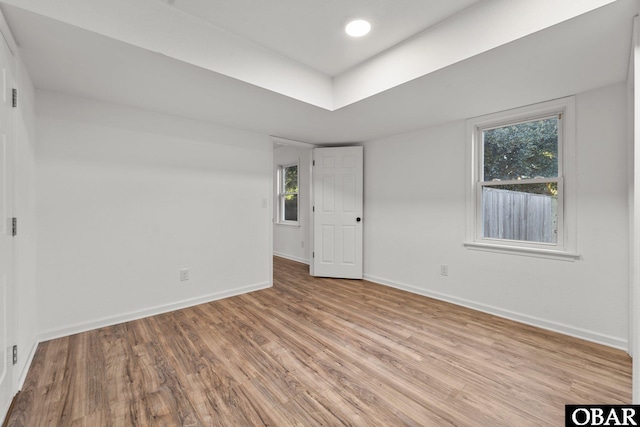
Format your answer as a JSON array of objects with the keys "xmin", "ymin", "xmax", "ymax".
[
  {"xmin": 464, "ymin": 96, "xmax": 579, "ymax": 260},
  {"xmin": 277, "ymin": 162, "xmax": 300, "ymax": 226}
]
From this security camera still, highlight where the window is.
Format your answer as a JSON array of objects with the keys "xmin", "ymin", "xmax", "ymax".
[
  {"xmin": 465, "ymin": 97, "xmax": 578, "ymax": 259},
  {"xmin": 278, "ymin": 163, "xmax": 299, "ymax": 224}
]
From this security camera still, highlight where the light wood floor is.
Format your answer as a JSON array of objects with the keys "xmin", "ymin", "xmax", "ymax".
[{"xmin": 6, "ymin": 257, "xmax": 632, "ymax": 426}]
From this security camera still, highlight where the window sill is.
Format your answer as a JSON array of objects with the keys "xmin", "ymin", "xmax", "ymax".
[
  {"xmin": 275, "ymin": 222, "xmax": 300, "ymax": 228},
  {"xmin": 463, "ymin": 241, "xmax": 581, "ymax": 261}
]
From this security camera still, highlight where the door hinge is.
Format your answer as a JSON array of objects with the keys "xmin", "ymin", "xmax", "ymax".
[
  {"xmin": 11, "ymin": 217, "xmax": 17, "ymax": 236},
  {"xmin": 312, "ymin": 160, "xmax": 315, "ymax": 166},
  {"xmin": 312, "ymin": 252, "xmax": 315, "ymax": 258},
  {"xmin": 12, "ymin": 345, "xmax": 17, "ymax": 365},
  {"xmin": 12, "ymin": 88, "xmax": 17, "ymax": 108},
  {"xmin": 312, "ymin": 206, "xmax": 315, "ymax": 212}
]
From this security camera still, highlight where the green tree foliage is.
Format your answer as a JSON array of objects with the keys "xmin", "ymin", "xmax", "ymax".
[
  {"xmin": 283, "ymin": 165, "xmax": 298, "ymax": 221},
  {"xmin": 284, "ymin": 165, "xmax": 298, "ymax": 197},
  {"xmin": 483, "ymin": 117, "xmax": 558, "ymax": 182}
]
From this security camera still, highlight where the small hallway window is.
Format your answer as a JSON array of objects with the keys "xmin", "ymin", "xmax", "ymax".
[{"xmin": 278, "ymin": 163, "xmax": 299, "ymax": 224}]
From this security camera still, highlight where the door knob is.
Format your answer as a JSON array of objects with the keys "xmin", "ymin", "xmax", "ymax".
[{"xmin": 356, "ymin": 217, "xmax": 361, "ymax": 222}]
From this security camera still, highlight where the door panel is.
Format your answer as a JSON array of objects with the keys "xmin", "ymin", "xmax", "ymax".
[
  {"xmin": 0, "ymin": 274, "xmax": 6, "ymax": 397},
  {"xmin": 0, "ymin": 33, "xmax": 13, "ymax": 421},
  {"xmin": 0, "ymin": 136, "xmax": 5, "ymax": 232},
  {"xmin": 0, "ymin": 136, "xmax": 6, "ymax": 389},
  {"xmin": 312, "ymin": 147, "xmax": 363, "ymax": 279},
  {"xmin": 321, "ymin": 225, "xmax": 335, "ymax": 262},
  {"xmin": 343, "ymin": 176, "xmax": 355, "ymax": 212},
  {"xmin": 342, "ymin": 226, "xmax": 356, "ymax": 264},
  {"xmin": 322, "ymin": 175, "xmax": 334, "ymax": 211}
]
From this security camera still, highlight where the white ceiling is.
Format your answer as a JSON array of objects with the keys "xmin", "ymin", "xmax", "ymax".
[
  {"xmin": 156, "ymin": 0, "xmax": 482, "ymax": 76},
  {"xmin": 0, "ymin": 0, "xmax": 637, "ymax": 144}
]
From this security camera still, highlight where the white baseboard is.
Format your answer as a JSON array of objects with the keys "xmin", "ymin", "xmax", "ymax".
[
  {"xmin": 38, "ymin": 281, "xmax": 272, "ymax": 342},
  {"xmin": 364, "ymin": 273, "xmax": 628, "ymax": 351},
  {"xmin": 0, "ymin": 400, "xmax": 9, "ymax": 427},
  {"xmin": 273, "ymin": 252, "xmax": 309, "ymax": 265},
  {"xmin": 1, "ymin": 339, "xmax": 39, "ymax": 425},
  {"xmin": 17, "ymin": 339, "xmax": 38, "ymax": 390}
]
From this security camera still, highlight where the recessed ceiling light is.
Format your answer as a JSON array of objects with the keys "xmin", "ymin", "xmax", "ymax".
[{"xmin": 345, "ymin": 19, "xmax": 371, "ymax": 37}]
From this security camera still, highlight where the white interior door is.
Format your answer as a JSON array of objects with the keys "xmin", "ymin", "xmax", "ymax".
[
  {"xmin": 0, "ymin": 34, "xmax": 14, "ymax": 420},
  {"xmin": 312, "ymin": 146, "xmax": 363, "ymax": 279}
]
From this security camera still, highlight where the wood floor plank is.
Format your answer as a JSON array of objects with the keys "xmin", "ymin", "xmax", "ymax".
[{"xmin": 5, "ymin": 256, "xmax": 632, "ymax": 426}]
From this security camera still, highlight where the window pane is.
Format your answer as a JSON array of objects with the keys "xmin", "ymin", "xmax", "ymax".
[
  {"xmin": 482, "ymin": 183, "xmax": 557, "ymax": 243},
  {"xmin": 483, "ymin": 118, "xmax": 558, "ymax": 181},
  {"xmin": 284, "ymin": 165, "xmax": 298, "ymax": 193},
  {"xmin": 284, "ymin": 194, "xmax": 298, "ymax": 222}
]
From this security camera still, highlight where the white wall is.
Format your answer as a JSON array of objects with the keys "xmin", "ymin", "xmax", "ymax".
[
  {"xmin": 12, "ymin": 46, "xmax": 38, "ymax": 390},
  {"xmin": 631, "ymin": 14, "xmax": 640, "ymax": 403},
  {"xmin": 36, "ymin": 90, "xmax": 273, "ymax": 339},
  {"xmin": 363, "ymin": 82, "xmax": 630, "ymax": 349},
  {"xmin": 273, "ymin": 145, "xmax": 311, "ymax": 264}
]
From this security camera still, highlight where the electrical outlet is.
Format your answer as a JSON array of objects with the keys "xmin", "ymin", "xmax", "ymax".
[
  {"xmin": 440, "ymin": 265, "xmax": 448, "ymax": 276},
  {"xmin": 180, "ymin": 268, "xmax": 189, "ymax": 281}
]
